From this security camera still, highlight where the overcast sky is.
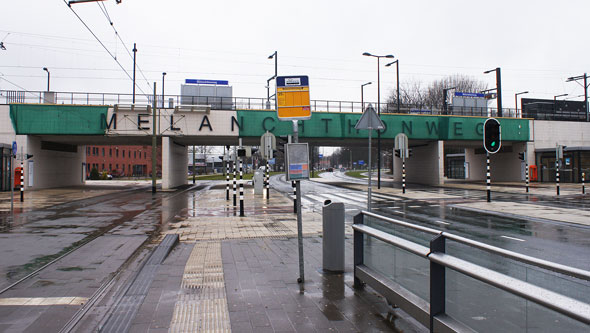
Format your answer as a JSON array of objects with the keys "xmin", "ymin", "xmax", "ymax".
[{"xmin": 1, "ymin": 0, "xmax": 588, "ymax": 107}]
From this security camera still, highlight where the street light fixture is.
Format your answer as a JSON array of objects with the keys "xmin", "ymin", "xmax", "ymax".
[
  {"xmin": 515, "ymin": 91, "xmax": 529, "ymax": 118},
  {"xmin": 363, "ymin": 52, "xmax": 394, "ymax": 189},
  {"xmin": 42, "ymin": 67, "xmax": 50, "ymax": 91},
  {"xmin": 385, "ymin": 60, "xmax": 400, "ymax": 114},
  {"xmin": 361, "ymin": 82, "xmax": 372, "ymax": 111},
  {"xmin": 484, "ymin": 67, "xmax": 502, "ymax": 117},
  {"xmin": 554, "ymin": 93, "xmax": 568, "ymax": 112},
  {"xmin": 566, "ymin": 73, "xmax": 589, "ymax": 122}
]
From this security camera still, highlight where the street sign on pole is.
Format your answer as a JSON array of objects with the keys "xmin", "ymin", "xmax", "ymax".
[
  {"xmin": 286, "ymin": 143, "xmax": 310, "ymax": 181},
  {"xmin": 276, "ymin": 76, "xmax": 311, "ymax": 120},
  {"xmin": 355, "ymin": 104, "xmax": 385, "ymax": 212},
  {"xmin": 261, "ymin": 132, "xmax": 276, "ymax": 159},
  {"xmin": 395, "ymin": 133, "xmax": 408, "ymax": 159},
  {"xmin": 12, "ymin": 141, "xmax": 17, "ymax": 156}
]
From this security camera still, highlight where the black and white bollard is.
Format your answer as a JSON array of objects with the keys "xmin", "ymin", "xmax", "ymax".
[
  {"xmin": 233, "ymin": 161, "xmax": 237, "ymax": 207},
  {"xmin": 226, "ymin": 161, "xmax": 230, "ymax": 201},
  {"xmin": 20, "ymin": 160, "xmax": 24, "ymax": 202},
  {"xmin": 556, "ymin": 161, "xmax": 560, "ymax": 196},
  {"xmin": 402, "ymin": 160, "xmax": 406, "ymax": 194},
  {"xmin": 292, "ymin": 181, "xmax": 297, "ymax": 213},
  {"xmin": 583, "ymin": 172, "xmax": 586, "ymax": 195},
  {"xmin": 486, "ymin": 153, "xmax": 491, "ymax": 202},
  {"xmin": 239, "ymin": 159, "xmax": 244, "ymax": 217},
  {"xmin": 266, "ymin": 160, "xmax": 270, "ymax": 199},
  {"xmin": 525, "ymin": 162, "xmax": 529, "ymax": 193}
]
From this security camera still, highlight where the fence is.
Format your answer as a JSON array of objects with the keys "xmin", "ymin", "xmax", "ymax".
[
  {"xmin": 1, "ymin": 89, "xmax": 526, "ymax": 118},
  {"xmin": 353, "ymin": 210, "xmax": 590, "ymax": 332}
]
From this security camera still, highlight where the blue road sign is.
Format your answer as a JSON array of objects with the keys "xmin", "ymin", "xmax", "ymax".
[
  {"xmin": 12, "ymin": 141, "xmax": 17, "ymax": 155},
  {"xmin": 185, "ymin": 79, "xmax": 229, "ymax": 85},
  {"xmin": 319, "ymin": 154, "xmax": 323, "ymax": 158},
  {"xmin": 269, "ymin": 158, "xmax": 276, "ymax": 165},
  {"xmin": 455, "ymin": 92, "xmax": 485, "ymax": 98},
  {"xmin": 358, "ymin": 160, "xmax": 365, "ymax": 165}
]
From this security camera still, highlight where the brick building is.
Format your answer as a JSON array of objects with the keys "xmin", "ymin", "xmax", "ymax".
[{"xmin": 86, "ymin": 145, "xmax": 161, "ymax": 178}]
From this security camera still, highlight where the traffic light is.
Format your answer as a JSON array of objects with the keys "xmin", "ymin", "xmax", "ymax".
[
  {"xmin": 394, "ymin": 149, "xmax": 401, "ymax": 158},
  {"xmin": 275, "ymin": 135, "xmax": 289, "ymax": 155},
  {"xmin": 408, "ymin": 149, "xmax": 413, "ymax": 158},
  {"xmin": 518, "ymin": 152, "xmax": 524, "ymax": 161},
  {"xmin": 483, "ymin": 118, "xmax": 501, "ymax": 154}
]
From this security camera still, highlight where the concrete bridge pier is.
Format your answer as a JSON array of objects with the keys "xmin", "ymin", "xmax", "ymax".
[
  {"xmin": 394, "ymin": 140, "xmax": 444, "ymax": 186},
  {"xmin": 162, "ymin": 137, "xmax": 188, "ymax": 190}
]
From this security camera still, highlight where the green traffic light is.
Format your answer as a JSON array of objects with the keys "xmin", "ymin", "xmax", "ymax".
[{"xmin": 491, "ymin": 141, "xmax": 496, "ymax": 147}]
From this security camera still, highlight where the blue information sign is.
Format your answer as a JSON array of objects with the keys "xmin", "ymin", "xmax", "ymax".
[
  {"xmin": 358, "ymin": 160, "xmax": 365, "ymax": 165},
  {"xmin": 269, "ymin": 158, "xmax": 276, "ymax": 165},
  {"xmin": 318, "ymin": 154, "xmax": 323, "ymax": 158},
  {"xmin": 185, "ymin": 79, "xmax": 229, "ymax": 85},
  {"xmin": 455, "ymin": 92, "xmax": 485, "ymax": 98},
  {"xmin": 12, "ymin": 141, "xmax": 17, "ymax": 155}
]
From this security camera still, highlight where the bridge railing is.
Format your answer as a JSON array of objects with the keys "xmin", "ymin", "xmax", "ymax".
[
  {"xmin": 353, "ymin": 210, "xmax": 590, "ymax": 332},
  {"xmin": 1, "ymin": 89, "xmax": 519, "ymax": 118}
]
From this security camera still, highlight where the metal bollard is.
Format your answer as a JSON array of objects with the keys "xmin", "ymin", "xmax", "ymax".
[{"xmin": 322, "ymin": 200, "xmax": 345, "ymax": 272}]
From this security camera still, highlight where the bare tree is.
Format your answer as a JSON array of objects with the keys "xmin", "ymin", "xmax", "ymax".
[{"xmin": 385, "ymin": 75, "xmax": 488, "ymax": 112}]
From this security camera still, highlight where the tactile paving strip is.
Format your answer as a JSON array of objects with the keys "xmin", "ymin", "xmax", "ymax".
[{"xmin": 169, "ymin": 241, "xmax": 230, "ymax": 332}]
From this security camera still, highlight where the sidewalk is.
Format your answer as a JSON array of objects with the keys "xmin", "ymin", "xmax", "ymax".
[{"xmin": 132, "ymin": 187, "xmax": 424, "ymax": 332}]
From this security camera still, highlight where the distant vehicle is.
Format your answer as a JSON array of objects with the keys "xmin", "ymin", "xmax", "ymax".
[
  {"xmin": 107, "ymin": 174, "xmax": 113, "ymax": 180},
  {"xmin": 340, "ymin": 168, "xmax": 346, "ymax": 172}
]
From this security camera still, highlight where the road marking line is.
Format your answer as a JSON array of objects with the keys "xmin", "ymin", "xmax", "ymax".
[
  {"xmin": 430, "ymin": 204, "xmax": 440, "ymax": 207},
  {"xmin": 434, "ymin": 220, "xmax": 450, "ymax": 225},
  {"xmin": 500, "ymin": 235, "xmax": 525, "ymax": 242},
  {"xmin": 408, "ymin": 205, "xmax": 421, "ymax": 208},
  {"xmin": 0, "ymin": 297, "xmax": 88, "ymax": 306}
]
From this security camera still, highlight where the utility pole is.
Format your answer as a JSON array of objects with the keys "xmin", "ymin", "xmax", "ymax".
[
  {"xmin": 566, "ymin": 73, "xmax": 589, "ymax": 122},
  {"xmin": 133, "ymin": 43, "xmax": 137, "ymax": 104},
  {"xmin": 151, "ymin": 82, "xmax": 157, "ymax": 194}
]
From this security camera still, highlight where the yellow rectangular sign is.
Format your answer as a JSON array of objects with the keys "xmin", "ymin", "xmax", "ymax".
[{"xmin": 276, "ymin": 76, "xmax": 311, "ymax": 120}]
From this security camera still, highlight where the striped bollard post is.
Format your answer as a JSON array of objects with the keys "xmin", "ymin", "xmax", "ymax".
[
  {"xmin": 239, "ymin": 159, "xmax": 244, "ymax": 217},
  {"xmin": 20, "ymin": 160, "xmax": 24, "ymax": 202},
  {"xmin": 225, "ymin": 161, "xmax": 230, "ymax": 201},
  {"xmin": 556, "ymin": 161, "xmax": 560, "ymax": 196},
  {"xmin": 582, "ymin": 172, "xmax": 586, "ymax": 195},
  {"xmin": 525, "ymin": 162, "xmax": 529, "ymax": 193},
  {"xmin": 233, "ymin": 161, "xmax": 237, "ymax": 207},
  {"xmin": 486, "ymin": 153, "xmax": 491, "ymax": 202},
  {"xmin": 402, "ymin": 160, "xmax": 406, "ymax": 194},
  {"xmin": 292, "ymin": 181, "xmax": 297, "ymax": 213},
  {"xmin": 266, "ymin": 160, "xmax": 270, "ymax": 199}
]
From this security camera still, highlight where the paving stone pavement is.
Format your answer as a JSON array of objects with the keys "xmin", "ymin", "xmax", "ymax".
[{"xmin": 153, "ymin": 187, "xmax": 425, "ymax": 333}]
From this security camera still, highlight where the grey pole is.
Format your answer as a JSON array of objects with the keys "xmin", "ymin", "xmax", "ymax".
[
  {"xmin": 192, "ymin": 146, "xmax": 196, "ymax": 184},
  {"xmin": 132, "ymin": 43, "xmax": 137, "ymax": 104},
  {"xmin": 486, "ymin": 152, "xmax": 491, "ymax": 202},
  {"xmin": 151, "ymin": 82, "xmax": 157, "ymax": 194},
  {"xmin": 377, "ymin": 57, "xmax": 381, "ymax": 189},
  {"xmin": 10, "ymin": 155, "xmax": 14, "ymax": 212},
  {"xmin": 367, "ymin": 128, "xmax": 372, "ymax": 211},
  {"xmin": 293, "ymin": 120, "xmax": 304, "ymax": 284},
  {"xmin": 396, "ymin": 60, "xmax": 400, "ymax": 113},
  {"xmin": 162, "ymin": 72, "xmax": 166, "ymax": 107}
]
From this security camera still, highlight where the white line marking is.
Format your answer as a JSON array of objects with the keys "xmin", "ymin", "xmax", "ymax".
[
  {"xmin": 429, "ymin": 204, "xmax": 440, "ymax": 207},
  {"xmin": 500, "ymin": 235, "xmax": 525, "ymax": 242},
  {"xmin": 408, "ymin": 205, "xmax": 421, "ymax": 208},
  {"xmin": 434, "ymin": 220, "xmax": 450, "ymax": 225}
]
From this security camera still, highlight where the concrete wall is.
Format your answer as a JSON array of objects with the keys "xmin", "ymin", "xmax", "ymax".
[
  {"xmin": 465, "ymin": 142, "xmax": 527, "ymax": 182},
  {"xmin": 403, "ymin": 140, "xmax": 444, "ymax": 185},
  {"xmin": 162, "ymin": 137, "xmax": 188, "ymax": 189},
  {"xmin": 533, "ymin": 120, "xmax": 590, "ymax": 149},
  {"xmin": 464, "ymin": 148, "xmax": 486, "ymax": 181},
  {"xmin": 25, "ymin": 136, "xmax": 85, "ymax": 189}
]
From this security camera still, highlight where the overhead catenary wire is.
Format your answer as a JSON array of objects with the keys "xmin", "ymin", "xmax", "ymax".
[{"xmin": 61, "ymin": 0, "xmax": 150, "ymax": 97}]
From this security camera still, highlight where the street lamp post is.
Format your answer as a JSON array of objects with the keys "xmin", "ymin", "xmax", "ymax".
[
  {"xmin": 515, "ymin": 91, "xmax": 529, "ymax": 118},
  {"xmin": 162, "ymin": 72, "xmax": 166, "ymax": 107},
  {"xmin": 361, "ymin": 82, "xmax": 372, "ymax": 111},
  {"xmin": 42, "ymin": 67, "xmax": 50, "ymax": 91},
  {"xmin": 385, "ymin": 60, "xmax": 400, "ymax": 113},
  {"xmin": 554, "ymin": 93, "xmax": 568, "ymax": 112},
  {"xmin": 267, "ymin": 51, "xmax": 277, "ymax": 109},
  {"xmin": 363, "ymin": 52, "xmax": 394, "ymax": 189},
  {"xmin": 484, "ymin": 68, "xmax": 502, "ymax": 117}
]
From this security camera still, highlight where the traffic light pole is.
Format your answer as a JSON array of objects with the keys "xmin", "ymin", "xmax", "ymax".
[
  {"xmin": 556, "ymin": 160, "xmax": 560, "ymax": 196},
  {"xmin": 486, "ymin": 152, "xmax": 491, "ymax": 202},
  {"xmin": 402, "ymin": 155, "xmax": 406, "ymax": 194},
  {"xmin": 292, "ymin": 120, "xmax": 304, "ymax": 284}
]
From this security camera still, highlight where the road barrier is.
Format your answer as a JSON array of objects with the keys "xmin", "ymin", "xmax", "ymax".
[{"xmin": 353, "ymin": 211, "xmax": 590, "ymax": 332}]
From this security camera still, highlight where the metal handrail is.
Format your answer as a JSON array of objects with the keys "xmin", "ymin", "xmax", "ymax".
[
  {"xmin": 353, "ymin": 210, "xmax": 590, "ymax": 329},
  {"xmin": 360, "ymin": 210, "xmax": 590, "ymax": 281}
]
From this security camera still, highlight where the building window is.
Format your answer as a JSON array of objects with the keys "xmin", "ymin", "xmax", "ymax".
[
  {"xmin": 101, "ymin": 163, "xmax": 104, "ymax": 170},
  {"xmin": 122, "ymin": 150, "xmax": 125, "ymax": 157},
  {"xmin": 109, "ymin": 164, "xmax": 112, "ymax": 171},
  {"xmin": 144, "ymin": 152, "xmax": 146, "ymax": 159},
  {"xmin": 116, "ymin": 164, "xmax": 119, "ymax": 169},
  {"xmin": 128, "ymin": 151, "xmax": 131, "ymax": 158},
  {"xmin": 134, "ymin": 151, "xmax": 136, "ymax": 159},
  {"xmin": 87, "ymin": 147, "xmax": 90, "ymax": 155},
  {"xmin": 116, "ymin": 149, "xmax": 119, "ymax": 158},
  {"xmin": 102, "ymin": 148, "xmax": 105, "ymax": 156},
  {"xmin": 122, "ymin": 164, "xmax": 125, "ymax": 171},
  {"xmin": 109, "ymin": 148, "xmax": 112, "ymax": 157}
]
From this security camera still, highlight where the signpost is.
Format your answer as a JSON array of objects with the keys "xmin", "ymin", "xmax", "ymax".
[
  {"xmin": 261, "ymin": 132, "xmax": 276, "ymax": 199},
  {"xmin": 355, "ymin": 104, "xmax": 385, "ymax": 211},
  {"xmin": 395, "ymin": 133, "xmax": 409, "ymax": 193},
  {"xmin": 276, "ymin": 75, "xmax": 311, "ymax": 284}
]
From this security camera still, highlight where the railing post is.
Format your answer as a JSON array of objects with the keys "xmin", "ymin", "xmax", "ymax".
[
  {"xmin": 353, "ymin": 212, "xmax": 365, "ymax": 289},
  {"xmin": 429, "ymin": 234, "xmax": 445, "ymax": 332}
]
